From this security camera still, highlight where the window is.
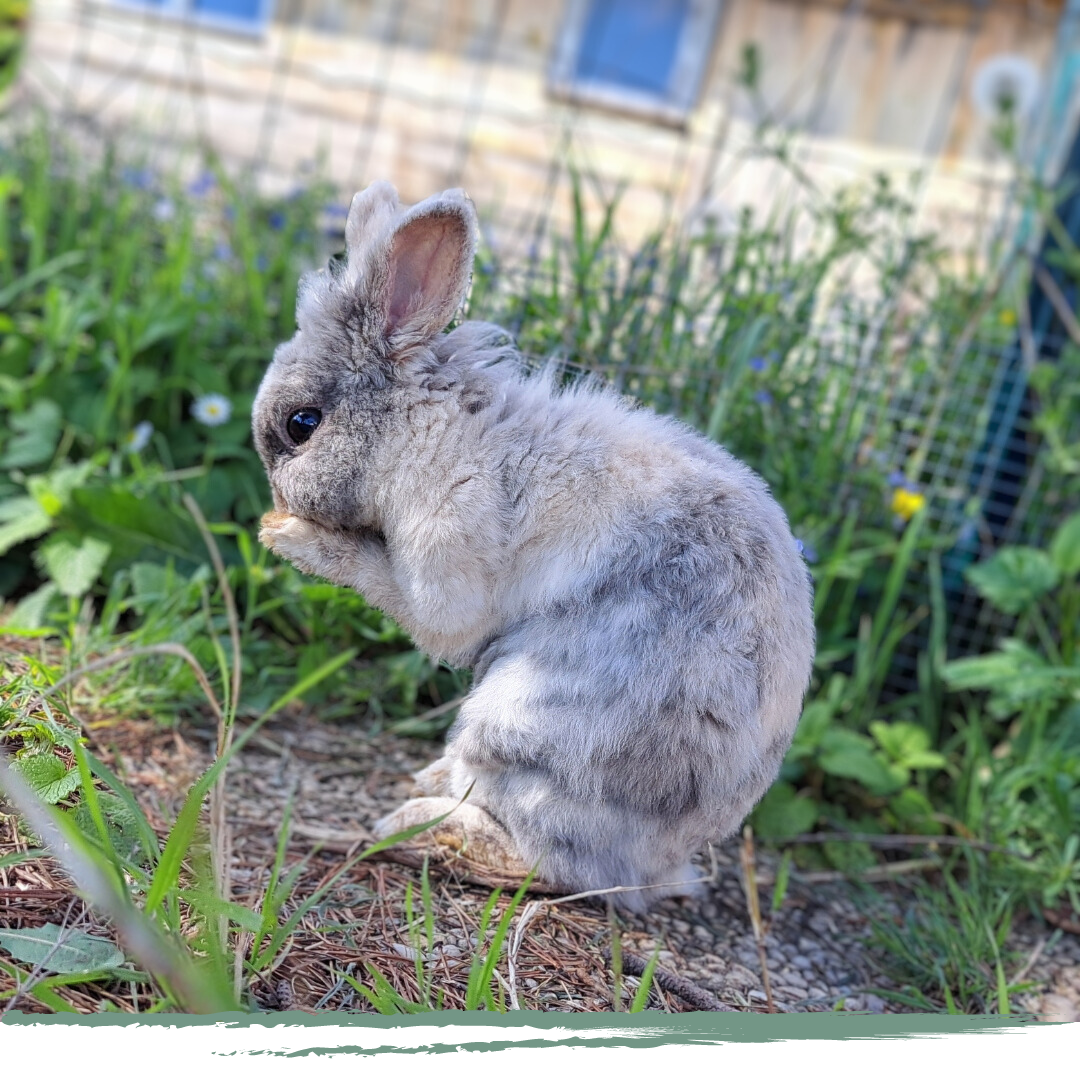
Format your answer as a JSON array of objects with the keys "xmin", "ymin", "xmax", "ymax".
[
  {"xmin": 549, "ymin": 0, "xmax": 722, "ymax": 127},
  {"xmin": 108, "ymin": 0, "xmax": 275, "ymax": 37}
]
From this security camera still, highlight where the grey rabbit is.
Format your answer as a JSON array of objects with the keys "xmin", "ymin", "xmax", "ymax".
[{"xmin": 253, "ymin": 180, "xmax": 815, "ymax": 910}]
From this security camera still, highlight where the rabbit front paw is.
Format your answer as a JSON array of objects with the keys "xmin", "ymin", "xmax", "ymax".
[
  {"xmin": 258, "ymin": 511, "xmax": 312, "ymax": 555},
  {"xmin": 258, "ymin": 512, "xmax": 323, "ymax": 577},
  {"xmin": 258, "ymin": 511, "xmax": 346, "ymax": 582},
  {"xmin": 373, "ymin": 797, "xmax": 531, "ymax": 880}
]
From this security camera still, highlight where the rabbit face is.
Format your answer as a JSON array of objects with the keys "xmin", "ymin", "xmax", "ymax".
[
  {"xmin": 252, "ymin": 333, "xmax": 395, "ymax": 528},
  {"xmin": 251, "ymin": 180, "xmax": 479, "ymax": 531}
]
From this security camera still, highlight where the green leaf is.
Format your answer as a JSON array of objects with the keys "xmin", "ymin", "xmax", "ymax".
[
  {"xmin": 10, "ymin": 753, "xmax": 81, "ymax": 804},
  {"xmin": 818, "ymin": 730, "xmax": 904, "ymax": 794},
  {"xmin": 0, "ymin": 497, "xmax": 53, "ymax": 556},
  {"xmin": 4, "ymin": 581, "xmax": 59, "ymax": 630},
  {"xmin": 886, "ymin": 789, "xmax": 943, "ymax": 833},
  {"xmin": 1050, "ymin": 512, "xmax": 1080, "ymax": 577},
  {"xmin": 0, "ymin": 924, "xmax": 125, "ymax": 975},
  {"xmin": 68, "ymin": 486, "xmax": 202, "ymax": 564},
  {"xmin": 788, "ymin": 694, "xmax": 838, "ymax": 758},
  {"xmin": 178, "ymin": 890, "xmax": 263, "ymax": 933},
  {"xmin": 869, "ymin": 721, "xmax": 946, "ymax": 770},
  {"xmin": 26, "ymin": 461, "xmax": 96, "ymax": 517},
  {"xmin": 72, "ymin": 793, "xmax": 143, "ymax": 863},
  {"xmin": 869, "ymin": 720, "xmax": 928, "ymax": 758},
  {"xmin": 751, "ymin": 781, "xmax": 818, "ymax": 841},
  {"xmin": 965, "ymin": 547, "xmax": 1059, "ymax": 615},
  {"xmin": 900, "ymin": 750, "xmax": 948, "ymax": 769},
  {"xmin": 629, "ymin": 945, "xmax": 661, "ymax": 1012},
  {"xmin": 130, "ymin": 561, "xmax": 171, "ymax": 599},
  {"xmin": 36, "ymin": 534, "xmax": 111, "ymax": 597},
  {"xmin": 942, "ymin": 647, "xmax": 1037, "ymax": 691},
  {"xmin": 0, "ymin": 250, "xmax": 86, "ymax": 309},
  {"xmin": 939, "ymin": 641, "xmax": 1080, "ymax": 714},
  {"xmin": 0, "ymin": 849, "xmax": 49, "ymax": 871},
  {"xmin": 0, "ymin": 398, "xmax": 62, "ymax": 468}
]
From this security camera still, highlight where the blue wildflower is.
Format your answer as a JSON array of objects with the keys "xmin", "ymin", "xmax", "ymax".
[
  {"xmin": 754, "ymin": 390, "xmax": 773, "ymax": 405},
  {"xmin": 795, "ymin": 538, "xmax": 818, "ymax": 563},
  {"xmin": 256, "ymin": 255, "xmax": 269, "ymax": 272},
  {"xmin": 213, "ymin": 241, "xmax": 233, "ymax": 262},
  {"xmin": 888, "ymin": 470, "xmax": 920, "ymax": 492},
  {"xmin": 121, "ymin": 167, "xmax": 155, "ymax": 190},
  {"xmin": 748, "ymin": 356, "xmax": 768, "ymax": 372},
  {"xmin": 187, "ymin": 171, "xmax": 216, "ymax": 197},
  {"xmin": 268, "ymin": 210, "xmax": 286, "ymax": 231}
]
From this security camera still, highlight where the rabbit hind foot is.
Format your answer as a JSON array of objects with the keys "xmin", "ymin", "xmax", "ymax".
[{"xmin": 372, "ymin": 797, "xmax": 533, "ymax": 885}]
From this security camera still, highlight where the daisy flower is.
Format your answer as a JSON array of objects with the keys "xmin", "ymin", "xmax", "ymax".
[
  {"xmin": 192, "ymin": 393, "xmax": 233, "ymax": 427},
  {"xmin": 123, "ymin": 421, "xmax": 154, "ymax": 453}
]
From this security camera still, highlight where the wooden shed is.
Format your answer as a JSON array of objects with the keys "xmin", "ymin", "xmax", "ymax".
[{"xmin": 16, "ymin": 1, "xmax": 1080, "ymax": 249}]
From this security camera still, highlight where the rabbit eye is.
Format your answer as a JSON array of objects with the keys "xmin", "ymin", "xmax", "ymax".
[{"xmin": 286, "ymin": 408, "xmax": 321, "ymax": 445}]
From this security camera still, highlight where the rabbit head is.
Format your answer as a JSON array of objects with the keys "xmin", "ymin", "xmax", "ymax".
[{"xmin": 251, "ymin": 181, "xmax": 478, "ymax": 531}]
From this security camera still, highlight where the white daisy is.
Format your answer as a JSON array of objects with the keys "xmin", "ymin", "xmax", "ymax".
[
  {"xmin": 123, "ymin": 420, "xmax": 154, "ymax": 452},
  {"xmin": 971, "ymin": 54, "xmax": 1041, "ymax": 120},
  {"xmin": 191, "ymin": 393, "xmax": 233, "ymax": 427}
]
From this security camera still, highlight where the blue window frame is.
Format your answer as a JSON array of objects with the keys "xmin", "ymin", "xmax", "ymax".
[
  {"xmin": 109, "ymin": 0, "xmax": 274, "ymax": 37},
  {"xmin": 549, "ymin": 0, "xmax": 722, "ymax": 126}
]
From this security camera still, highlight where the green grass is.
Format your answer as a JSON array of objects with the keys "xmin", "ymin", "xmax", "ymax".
[{"xmin": 1, "ymin": 116, "xmax": 1079, "ymax": 1013}]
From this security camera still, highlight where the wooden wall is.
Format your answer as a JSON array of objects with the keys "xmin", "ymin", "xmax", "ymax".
[{"xmin": 15, "ymin": 0, "xmax": 1075, "ymax": 255}]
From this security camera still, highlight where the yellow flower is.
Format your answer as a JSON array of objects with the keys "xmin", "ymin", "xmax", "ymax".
[
  {"xmin": 891, "ymin": 488, "xmax": 926, "ymax": 521},
  {"xmin": 999, "ymin": 309, "xmax": 1017, "ymax": 327}
]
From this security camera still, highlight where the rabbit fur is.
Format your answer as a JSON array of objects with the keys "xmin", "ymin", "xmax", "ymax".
[{"xmin": 253, "ymin": 180, "xmax": 815, "ymax": 910}]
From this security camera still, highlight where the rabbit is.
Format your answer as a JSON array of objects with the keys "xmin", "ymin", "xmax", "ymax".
[{"xmin": 253, "ymin": 180, "xmax": 815, "ymax": 911}]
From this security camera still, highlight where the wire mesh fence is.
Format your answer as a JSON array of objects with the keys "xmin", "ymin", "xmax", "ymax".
[{"xmin": 9, "ymin": 0, "xmax": 1080, "ymax": 687}]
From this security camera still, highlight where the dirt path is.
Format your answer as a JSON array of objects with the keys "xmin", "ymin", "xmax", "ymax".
[{"xmin": 2, "ymin": 707, "xmax": 1078, "ymax": 1015}]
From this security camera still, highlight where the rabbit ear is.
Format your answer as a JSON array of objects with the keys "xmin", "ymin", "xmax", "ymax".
[
  {"xmin": 345, "ymin": 181, "xmax": 399, "ymax": 252},
  {"xmin": 381, "ymin": 191, "xmax": 477, "ymax": 344}
]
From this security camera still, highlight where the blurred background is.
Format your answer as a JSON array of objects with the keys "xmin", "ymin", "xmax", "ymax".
[
  {"xmin": 1, "ymin": 1, "xmax": 1080, "ymax": 1010},
  {"xmin": 10, "ymin": 0, "xmax": 1078, "ymax": 678},
  {"xmin": 15, "ymin": 1, "xmax": 1080, "ymax": 246}
]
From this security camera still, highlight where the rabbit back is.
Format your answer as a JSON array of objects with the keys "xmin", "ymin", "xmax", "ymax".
[{"xmin": 424, "ymin": 356, "xmax": 814, "ymax": 902}]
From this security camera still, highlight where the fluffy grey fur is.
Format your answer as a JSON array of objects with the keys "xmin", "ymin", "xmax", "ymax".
[{"xmin": 253, "ymin": 181, "xmax": 815, "ymax": 910}]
